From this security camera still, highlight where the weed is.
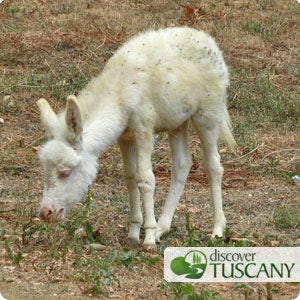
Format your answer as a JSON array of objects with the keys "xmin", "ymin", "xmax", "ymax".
[
  {"xmin": 254, "ymin": 73, "xmax": 300, "ymax": 127},
  {"xmin": 205, "ymin": 229, "xmax": 250, "ymax": 247},
  {"xmin": 146, "ymin": 255, "xmax": 160, "ymax": 266},
  {"xmin": 159, "ymin": 238, "xmax": 169, "ymax": 256},
  {"xmin": 74, "ymin": 249, "xmax": 119, "ymax": 296},
  {"xmin": 259, "ymin": 0, "xmax": 272, "ymax": 10},
  {"xmin": 244, "ymin": 21, "xmax": 265, "ymax": 35},
  {"xmin": 182, "ymin": 212, "xmax": 200, "ymax": 247},
  {"xmin": 6, "ymin": 6, "xmax": 20, "ymax": 14},
  {"xmin": 0, "ymin": 95, "xmax": 12, "ymax": 114},
  {"xmin": 231, "ymin": 69, "xmax": 300, "ymax": 133},
  {"xmin": 234, "ymin": 283, "xmax": 255, "ymax": 300},
  {"xmin": 119, "ymin": 249, "xmax": 136, "ymax": 270},
  {"xmin": 74, "ymin": 248, "xmax": 148, "ymax": 296},
  {"xmin": 109, "ymin": 194, "xmax": 127, "ymax": 205},
  {"xmin": 4, "ymin": 240, "xmax": 24, "ymax": 266},
  {"xmin": 234, "ymin": 282, "xmax": 279, "ymax": 300},
  {"xmin": 83, "ymin": 221, "xmax": 95, "ymax": 243},
  {"xmin": 168, "ymin": 283, "xmax": 220, "ymax": 300},
  {"xmin": 291, "ymin": 67, "xmax": 300, "ymax": 79},
  {"xmin": 22, "ymin": 219, "xmax": 49, "ymax": 243},
  {"xmin": 272, "ymin": 205, "xmax": 300, "ymax": 229},
  {"xmin": 182, "ymin": 214, "xmax": 251, "ymax": 247},
  {"xmin": 60, "ymin": 2, "xmax": 75, "ymax": 14}
]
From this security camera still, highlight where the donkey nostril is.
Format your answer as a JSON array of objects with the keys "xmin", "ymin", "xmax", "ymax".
[{"xmin": 39, "ymin": 207, "xmax": 54, "ymax": 221}]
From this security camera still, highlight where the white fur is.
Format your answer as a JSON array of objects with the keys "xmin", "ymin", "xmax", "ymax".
[{"xmin": 37, "ymin": 27, "xmax": 236, "ymax": 248}]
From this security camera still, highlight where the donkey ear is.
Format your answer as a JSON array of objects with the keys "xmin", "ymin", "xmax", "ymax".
[
  {"xmin": 37, "ymin": 98, "xmax": 58, "ymax": 139},
  {"xmin": 65, "ymin": 95, "xmax": 82, "ymax": 147}
]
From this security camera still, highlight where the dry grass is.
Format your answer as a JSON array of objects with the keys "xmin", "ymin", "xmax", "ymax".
[{"xmin": 1, "ymin": 0, "xmax": 300, "ymax": 299}]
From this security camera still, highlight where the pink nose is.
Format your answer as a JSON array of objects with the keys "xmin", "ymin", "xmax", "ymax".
[
  {"xmin": 39, "ymin": 207, "xmax": 54, "ymax": 221},
  {"xmin": 39, "ymin": 207, "xmax": 64, "ymax": 222}
]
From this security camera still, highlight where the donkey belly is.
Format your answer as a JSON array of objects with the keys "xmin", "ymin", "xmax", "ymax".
[{"xmin": 153, "ymin": 98, "xmax": 197, "ymax": 132}]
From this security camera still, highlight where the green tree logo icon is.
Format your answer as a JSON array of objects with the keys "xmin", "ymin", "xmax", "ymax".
[{"xmin": 170, "ymin": 250, "xmax": 207, "ymax": 279}]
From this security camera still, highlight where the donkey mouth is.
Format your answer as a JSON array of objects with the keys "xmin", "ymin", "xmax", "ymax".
[
  {"xmin": 39, "ymin": 207, "xmax": 65, "ymax": 222},
  {"xmin": 52, "ymin": 208, "xmax": 65, "ymax": 222}
]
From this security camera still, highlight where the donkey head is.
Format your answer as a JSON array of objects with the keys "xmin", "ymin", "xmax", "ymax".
[{"xmin": 37, "ymin": 96, "xmax": 96, "ymax": 222}]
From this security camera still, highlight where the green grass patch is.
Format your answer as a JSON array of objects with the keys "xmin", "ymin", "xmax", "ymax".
[
  {"xmin": 230, "ymin": 69, "xmax": 300, "ymax": 131},
  {"xmin": 166, "ymin": 283, "xmax": 220, "ymax": 300},
  {"xmin": 4, "ymin": 239, "xmax": 24, "ymax": 266},
  {"xmin": 181, "ymin": 213, "xmax": 252, "ymax": 247},
  {"xmin": 244, "ymin": 20, "xmax": 266, "ymax": 35},
  {"xmin": 272, "ymin": 205, "xmax": 300, "ymax": 229}
]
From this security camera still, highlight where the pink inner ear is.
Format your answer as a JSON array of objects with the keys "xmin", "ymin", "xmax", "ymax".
[{"xmin": 59, "ymin": 169, "xmax": 72, "ymax": 179}]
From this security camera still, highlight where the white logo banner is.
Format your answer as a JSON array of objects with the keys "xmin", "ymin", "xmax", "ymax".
[{"xmin": 164, "ymin": 247, "xmax": 300, "ymax": 282}]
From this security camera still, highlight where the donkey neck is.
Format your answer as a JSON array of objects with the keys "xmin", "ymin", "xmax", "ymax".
[{"xmin": 79, "ymin": 93, "xmax": 128, "ymax": 157}]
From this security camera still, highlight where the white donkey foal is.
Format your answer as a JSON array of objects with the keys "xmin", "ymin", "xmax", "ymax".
[{"xmin": 37, "ymin": 27, "xmax": 237, "ymax": 249}]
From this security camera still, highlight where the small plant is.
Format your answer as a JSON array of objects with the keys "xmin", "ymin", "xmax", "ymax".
[
  {"xmin": 168, "ymin": 283, "xmax": 220, "ymax": 300},
  {"xmin": 6, "ymin": 6, "xmax": 20, "ymax": 14},
  {"xmin": 234, "ymin": 283, "xmax": 278, "ymax": 300},
  {"xmin": 291, "ymin": 67, "xmax": 300, "ymax": 79},
  {"xmin": 182, "ymin": 213, "xmax": 251, "ymax": 247},
  {"xmin": 4, "ymin": 240, "xmax": 24, "ymax": 267},
  {"xmin": 272, "ymin": 205, "xmax": 300, "ymax": 229},
  {"xmin": 182, "ymin": 212, "xmax": 200, "ymax": 246},
  {"xmin": 74, "ymin": 248, "xmax": 123, "ymax": 296},
  {"xmin": 83, "ymin": 221, "xmax": 95, "ymax": 244},
  {"xmin": 234, "ymin": 283, "xmax": 254, "ymax": 300},
  {"xmin": 244, "ymin": 21, "xmax": 265, "ymax": 35},
  {"xmin": 75, "ymin": 252, "xmax": 117, "ymax": 296},
  {"xmin": 119, "ymin": 249, "xmax": 136, "ymax": 270},
  {"xmin": 146, "ymin": 255, "xmax": 160, "ymax": 266}
]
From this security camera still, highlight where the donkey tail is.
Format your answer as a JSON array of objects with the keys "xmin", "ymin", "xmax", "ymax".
[{"xmin": 219, "ymin": 105, "xmax": 237, "ymax": 151}]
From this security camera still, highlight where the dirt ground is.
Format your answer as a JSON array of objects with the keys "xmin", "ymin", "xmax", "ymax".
[
  {"xmin": 1, "ymin": 0, "xmax": 299, "ymax": 299},
  {"xmin": 0, "ymin": 164, "xmax": 299, "ymax": 299}
]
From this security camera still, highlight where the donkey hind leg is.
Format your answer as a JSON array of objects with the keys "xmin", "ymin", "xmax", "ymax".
[
  {"xmin": 119, "ymin": 138, "xmax": 142, "ymax": 247},
  {"xmin": 155, "ymin": 122, "xmax": 192, "ymax": 242},
  {"xmin": 135, "ymin": 130, "xmax": 157, "ymax": 249},
  {"xmin": 192, "ymin": 116, "xmax": 226, "ymax": 237}
]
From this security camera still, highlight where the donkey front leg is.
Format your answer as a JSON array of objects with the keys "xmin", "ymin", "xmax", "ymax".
[
  {"xmin": 119, "ymin": 138, "xmax": 142, "ymax": 247},
  {"xmin": 135, "ymin": 130, "xmax": 157, "ymax": 249}
]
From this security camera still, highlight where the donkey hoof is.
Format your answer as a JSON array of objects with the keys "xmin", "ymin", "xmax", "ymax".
[
  {"xmin": 126, "ymin": 237, "xmax": 140, "ymax": 248},
  {"xmin": 143, "ymin": 243, "xmax": 157, "ymax": 252},
  {"xmin": 211, "ymin": 230, "xmax": 224, "ymax": 239},
  {"xmin": 211, "ymin": 222, "xmax": 226, "ymax": 238}
]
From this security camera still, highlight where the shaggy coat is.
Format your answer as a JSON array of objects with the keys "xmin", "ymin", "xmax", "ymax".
[{"xmin": 37, "ymin": 27, "xmax": 236, "ymax": 248}]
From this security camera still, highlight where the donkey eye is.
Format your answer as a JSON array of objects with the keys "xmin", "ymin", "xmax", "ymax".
[{"xmin": 58, "ymin": 169, "xmax": 72, "ymax": 179}]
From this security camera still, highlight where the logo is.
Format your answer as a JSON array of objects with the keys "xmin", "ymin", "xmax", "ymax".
[
  {"xmin": 170, "ymin": 250, "xmax": 207, "ymax": 279},
  {"xmin": 165, "ymin": 247, "xmax": 300, "ymax": 282}
]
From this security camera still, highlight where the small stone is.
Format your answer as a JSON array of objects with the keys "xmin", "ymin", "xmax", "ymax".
[
  {"xmin": 84, "ymin": 243, "xmax": 107, "ymax": 251},
  {"xmin": 3, "ymin": 95, "xmax": 14, "ymax": 108},
  {"xmin": 3, "ymin": 95, "xmax": 11, "ymax": 104}
]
